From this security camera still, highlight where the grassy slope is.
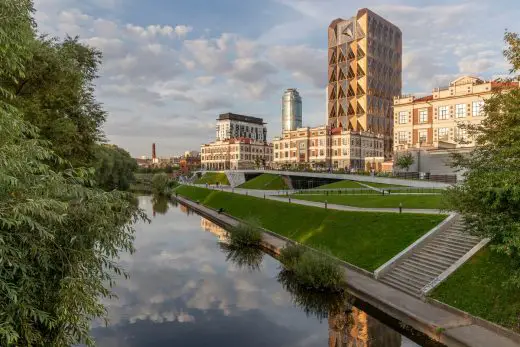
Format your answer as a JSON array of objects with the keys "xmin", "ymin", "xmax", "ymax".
[
  {"xmin": 175, "ymin": 186, "xmax": 446, "ymax": 271},
  {"xmin": 238, "ymin": 173, "xmax": 288, "ymax": 190},
  {"xmin": 317, "ymin": 180, "xmax": 363, "ymax": 189},
  {"xmin": 289, "ymin": 194, "xmax": 442, "ymax": 209},
  {"xmin": 194, "ymin": 172, "xmax": 230, "ymax": 185},
  {"xmin": 431, "ymin": 247, "xmax": 520, "ymax": 332},
  {"xmin": 362, "ymin": 181, "xmax": 406, "ymax": 188}
]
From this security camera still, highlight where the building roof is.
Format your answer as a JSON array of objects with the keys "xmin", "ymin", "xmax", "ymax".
[
  {"xmin": 414, "ymin": 95, "xmax": 433, "ymax": 103},
  {"xmin": 217, "ymin": 112, "xmax": 265, "ymax": 125}
]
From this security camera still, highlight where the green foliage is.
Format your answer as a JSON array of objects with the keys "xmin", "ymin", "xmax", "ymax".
[
  {"xmin": 228, "ymin": 219, "xmax": 263, "ymax": 247},
  {"xmin": 152, "ymin": 195, "xmax": 169, "ymax": 215},
  {"xmin": 93, "ymin": 144, "xmax": 137, "ymax": 191},
  {"xmin": 278, "ymin": 245, "xmax": 345, "ymax": 291},
  {"xmin": 396, "ymin": 152, "xmax": 414, "ymax": 172},
  {"xmin": 151, "ymin": 172, "xmax": 170, "ymax": 195},
  {"xmin": 176, "ymin": 186, "xmax": 445, "ymax": 271},
  {"xmin": 194, "ymin": 172, "xmax": 230, "ymax": 185},
  {"xmin": 444, "ymin": 32, "xmax": 520, "ymax": 286},
  {"xmin": 0, "ymin": 2, "xmax": 147, "ymax": 345}
]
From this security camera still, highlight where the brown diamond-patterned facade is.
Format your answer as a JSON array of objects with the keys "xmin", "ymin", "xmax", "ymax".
[{"xmin": 327, "ymin": 8, "xmax": 402, "ymax": 159}]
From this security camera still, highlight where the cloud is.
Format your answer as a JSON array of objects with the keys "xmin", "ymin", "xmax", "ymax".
[{"xmin": 267, "ymin": 45, "xmax": 326, "ymax": 88}]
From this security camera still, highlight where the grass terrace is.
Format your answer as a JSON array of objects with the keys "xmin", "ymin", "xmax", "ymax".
[
  {"xmin": 175, "ymin": 185, "xmax": 447, "ymax": 271},
  {"xmin": 194, "ymin": 172, "xmax": 230, "ymax": 185},
  {"xmin": 316, "ymin": 180, "xmax": 364, "ymax": 189},
  {"xmin": 430, "ymin": 247, "xmax": 520, "ymax": 332},
  {"xmin": 287, "ymin": 194, "xmax": 443, "ymax": 209},
  {"xmin": 238, "ymin": 173, "xmax": 288, "ymax": 190}
]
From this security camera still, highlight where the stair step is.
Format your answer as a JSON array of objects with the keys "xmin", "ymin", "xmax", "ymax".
[
  {"xmin": 399, "ymin": 261, "xmax": 441, "ymax": 278},
  {"xmin": 386, "ymin": 269, "xmax": 431, "ymax": 288},
  {"xmin": 429, "ymin": 239, "xmax": 473, "ymax": 253},
  {"xmin": 381, "ymin": 278, "xmax": 420, "ymax": 297},
  {"xmin": 411, "ymin": 253, "xmax": 453, "ymax": 268},
  {"xmin": 448, "ymin": 230, "xmax": 479, "ymax": 239},
  {"xmin": 421, "ymin": 246, "xmax": 465, "ymax": 261},
  {"xmin": 439, "ymin": 234, "xmax": 480, "ymax": 245},
  {"xmin": 392, "ymin": 266, "xmax": 436, "ymax": 283},
  {"xmin": 403, "ymin": 258, "xmax": 445, "ymax": 275},
  {"xmin": 381, "ymin": 276, "xmax": 422, "ymax": 296}
]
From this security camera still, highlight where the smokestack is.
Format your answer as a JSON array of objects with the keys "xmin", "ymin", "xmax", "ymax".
[{"xmin": 152, "ymin": 143, "xmax": 156, "ymax": 159}]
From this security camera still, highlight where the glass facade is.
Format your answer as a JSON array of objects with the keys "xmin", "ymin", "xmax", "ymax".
[{"xmin": 282, "ymin": 89, "xmax": 302, "ymax": 132}]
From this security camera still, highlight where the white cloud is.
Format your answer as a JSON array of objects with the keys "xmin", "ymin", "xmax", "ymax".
[{"xmin": 174, "ymin": 25, "xmax": 193, "ymax": 38}]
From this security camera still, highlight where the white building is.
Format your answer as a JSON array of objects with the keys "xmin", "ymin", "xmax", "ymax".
[{"xmin": 215, "ymin": 113, "xmax": 266, "ymax": 142}]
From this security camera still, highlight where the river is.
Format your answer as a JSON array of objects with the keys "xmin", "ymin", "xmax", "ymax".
[{"xmin": 90, "ymin": 195, "xmax": 441, "ymax": 346}]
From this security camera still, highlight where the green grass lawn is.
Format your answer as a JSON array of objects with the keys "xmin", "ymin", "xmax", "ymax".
[
  {"xmin": 431, "ymin": 247, "xmax": 520, "ymax": 332},
  {"xmin": 238, "ymin": 173, "xmax": 288, "ymax": 190},
  {"xmin": 175, "ymin": 186, "xmax": 446, "ymax": 271},
  {"xmin": 194, "ymin": 172, "xmax": 230, "ymax": 185},
  {"xmin": 361, "ymin": 181, "xmax": 406, "ymax": 188},
  {"xmin": 317, "ymin": 180, "xmax": 364, "ymax": 189},
  {"xmin": 288, "ymin": 194, "xmax": 443, "ymax": 209}
]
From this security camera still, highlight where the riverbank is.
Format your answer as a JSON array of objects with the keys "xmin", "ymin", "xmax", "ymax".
[
  {"xmin": 172, "ymin": 193, "xmax": 519, "ymax": 347},
  {"xmin": 175, "ymin": 185, "xmax": 445, "ymax": 271}
]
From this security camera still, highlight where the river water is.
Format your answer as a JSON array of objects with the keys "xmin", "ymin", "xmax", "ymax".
[{"xmin": 91, "ymin": 196, "xmax": 439, "ymax": 347}]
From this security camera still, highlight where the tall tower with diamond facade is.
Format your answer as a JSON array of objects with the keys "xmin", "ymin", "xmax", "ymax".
[{"xmin": 327, "ymin": 8, "xmax": 402, "ymax": 158}]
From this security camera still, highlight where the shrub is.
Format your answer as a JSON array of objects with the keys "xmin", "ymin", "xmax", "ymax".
[
  {"xmin": 228, "ymin": 218, "xmax": 263, "ymax": 247},
  {"xmin": 278, "ymin": 244, "xmax": 345, "ymax": 291},
  {"xmin": 151, "ymin": 172, "xmax": 170, "ymax": 195}
]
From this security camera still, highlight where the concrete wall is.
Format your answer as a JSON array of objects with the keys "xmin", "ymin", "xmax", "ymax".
[{"xmin": 394, "ymin": 149, "xmax": 469, "ymax": 181}]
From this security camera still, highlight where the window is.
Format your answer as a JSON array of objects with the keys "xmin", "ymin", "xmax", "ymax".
[
  {"xmin": 299, "ymin": 142, "xmax": 305, "ymax": 149},
  {"xmin": 399, "ymin": 111, "xmax": 408, "ymax": 124},
  {"xmin": 419, "ymin": 130, "xmax": 427, "ymax": 143},
  {"xmin": 319, "ymin": 149, "xmax": 324, "ymax": 156},
  {"xmin": 472, "ymin": 101, "xmax": 484, "ymax": 116},
  {"xmin": 438, "ymin": 127, "xmax": 449, "ymax": 140},
  {"xmin": 398, "ymin": 131, "xmax": 407, "ymax": 143},
  {"xmin": 456, "ymin": 104, "xmax": 465, "ymax": 118},
  {"xmin": 419, "ymin": 109, "xmax": 428, "ymax": 123},
  {"xmin": 438, "ymin": 106, "xmax": 448, "ymax": 120},
  {"xmin": 456, "ymin": 127, "xmax": 467, "ymax": 140},
  {"xmin": 284, "ymin": 151, "xmax": 288, "ymax": 158}
]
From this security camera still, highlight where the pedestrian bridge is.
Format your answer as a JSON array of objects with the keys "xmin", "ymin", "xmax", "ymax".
[{"xmin": 195, "ymin": 169, "xmax": 451, "ymax": 189}]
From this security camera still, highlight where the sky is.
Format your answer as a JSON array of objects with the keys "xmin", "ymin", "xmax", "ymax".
[{"xmin": 33, "ymin": 0, "xmax": 520, "ymax": 158}]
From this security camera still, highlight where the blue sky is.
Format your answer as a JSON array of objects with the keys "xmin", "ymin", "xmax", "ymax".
[{"xmin": 34, "ymin": 0, "xmax": 520, "ymax": 157}]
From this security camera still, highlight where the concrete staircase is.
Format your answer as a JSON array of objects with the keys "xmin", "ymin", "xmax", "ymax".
[
  {"xmin": 380, "ymin": 218, "xmax": 481, "ymax": 297},
  {"xmin": 225, "ymin": 171, "xmax": 246, "ymax": 187}
]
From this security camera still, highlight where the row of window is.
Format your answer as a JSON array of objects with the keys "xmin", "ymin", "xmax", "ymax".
[
  {"xmin": 396, "ymin": 128, "xmax": 469, "ymax": 143},
  {"xmin": 397, "ymin": 101, "xmax": 484, "ymax": 124},
  {"xmin": 201, "ymin": 146, "xmax": 270, "ymax": 154},
  {"xmin": 274, "ymin": 148, "xmax": 383, "ymax": 159},
  {"xmin": 202, "ymin": 154, "xmax": 272, "ymax": 161},
  {"xmin": 274, "ymin": 138, "xmax": 382, "ymax": 149}
]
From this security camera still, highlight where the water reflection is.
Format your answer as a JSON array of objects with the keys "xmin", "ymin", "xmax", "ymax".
[
  {"xmin": 152, "ymin": 195, "xmax": 169, "ymax": 215},
  {"xmin": 278, "ymin": 269, "xmax": 352, "ymax": 323},
  {"xmin": 92, "ymin": 197, "xmax": 429, "ymax": 347},
  {"xmin": 219, "ymin": 242, "xmax": 264, "ymax": 272},
  {"xmin": 328, "ymin": 308, "xmax": 402, "ymax": 347}
]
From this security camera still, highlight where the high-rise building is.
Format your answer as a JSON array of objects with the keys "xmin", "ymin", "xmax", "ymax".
[
  {"xmin": 215, "ymin": 113, "xmax": 266, "ymax": 142},
  {"xmin": 327, "ymin": 8, "xmax": 402, "ymax": 159},
  {"xmin": 282, "ymin": 88, "xmax": 302, "ymax": 132}
]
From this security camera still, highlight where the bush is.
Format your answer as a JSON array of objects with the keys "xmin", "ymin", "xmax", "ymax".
[
  {"xmin": 278, "ymin": 244, "xmax": 345, "ymax": 291},
  {"xmin": 151, "ymin": 172, "xmax": 170, "ymax": 195},
  {"xmin": 228, "ymin": 219, "xmax": 263, "ymax": 247}
]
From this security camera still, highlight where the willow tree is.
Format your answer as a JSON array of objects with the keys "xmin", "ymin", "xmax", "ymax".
[
  {"xmin": 445, "ymin": 31, "xmax": 520, "ymax": 285},
  {"xmin": 0, "ymin": 1, "xmax": 146, "ymax": 345}
]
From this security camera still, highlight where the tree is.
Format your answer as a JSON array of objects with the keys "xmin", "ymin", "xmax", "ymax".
[
  {"xmin": 151, "ymin": 172, "xmax": 170, "ymax": 195},
  {"xmin": 93, "ymin": 144, "xmax": 137, "ymax": 191},
  {"xmin": 0, "ymin": 2, "xmax": 146, "ymax": 345},
  {"xmin": 4, "ymin": 34, "xmax": 105, "ymax": 168},
  {"xmin": 395, "ymin": 152, "xmax": 414, "ymax": 172},
  {"xmin": 444, "ymin": 31, "xmax": 520, "ymax": 286}
]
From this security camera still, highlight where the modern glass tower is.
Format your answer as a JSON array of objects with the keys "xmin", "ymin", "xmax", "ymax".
[{"xmin": 282, "ymin": 88, "xmax": 302, "ymax": 132}]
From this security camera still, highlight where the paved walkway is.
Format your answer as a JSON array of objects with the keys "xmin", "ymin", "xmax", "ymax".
[
  {"xmin": 174, "ymin": 195, "xmax": 520, "ymax": 347},
  {"xmin": 192, "ymin": 184, "xmax": 443, "ymax": 215}
]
